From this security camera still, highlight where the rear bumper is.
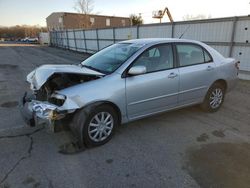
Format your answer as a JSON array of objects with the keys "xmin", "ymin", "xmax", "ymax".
[{"xmin": 19, "ymin": 92, "xmax": 66, "ymax": 131}]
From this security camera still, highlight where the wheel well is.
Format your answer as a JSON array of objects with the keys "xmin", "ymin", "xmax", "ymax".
[
  {"xmin": 213, "ymin": 79, "xmax": 227, "ymax": 91},
  {"xmin": 101, "ymin": 102, "xmax": 122, "ymax": 124},
  {"xmin": 77, "ymin": 101, "xmax": 122, "ymax": 125}
]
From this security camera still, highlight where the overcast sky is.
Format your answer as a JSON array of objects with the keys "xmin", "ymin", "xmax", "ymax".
[{"xmin": 0, "ymin": 0, "xmax": 249, "ymax": 26}]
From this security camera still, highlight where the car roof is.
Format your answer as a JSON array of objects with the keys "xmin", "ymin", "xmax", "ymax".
[{"xmin": 119, "ymin": 38, "xmax": 203, "ymax": 46}]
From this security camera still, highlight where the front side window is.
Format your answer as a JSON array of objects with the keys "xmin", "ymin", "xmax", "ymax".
[
  {"xmin": 176, "ymin": 44, "xmax": 212, "ymax": 67},
  {"xmin": 132, "ymin": 44, "xmax": 174, "ymax": 73},
  {"xmin": 81, "ymin": 43, "xmax": 144, "ymax": 74}
]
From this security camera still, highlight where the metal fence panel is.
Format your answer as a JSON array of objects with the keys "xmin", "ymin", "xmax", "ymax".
[
  {"xmin": 232, "ymin": 46, "xmax": 250, "ymax": 71},
  {"xmin": 85, "ymin": 40, "xmax": 98, "ymax": 53},
  {"xmin": 139, "ymin": 25, "xmax": 172, "ymax": 38},
  {"xmin": 115, "ymin": 27, "xmax": 137, "ymax": 40},
  {"xmin": 85, "ymin": 30, "xmax": 97, "ymax": 39},
  {"xmin": 234, "ymin": 20, "xmax": 250, "ymax": 43},
  {"xmin": 98, "ymin": 29, "xmax": 114, "ymax": 39},
  {"xmin": 209, "ymin": 45, "xmax": 230, "ymax": 57},
  {"xmin": 62, "ymin": 31, "xmax": 68, "ymax": 48},
  {"xmin": 68, "ymin": 39, "xmax": 75, "ymax": 50},
  {"xmin": 99, "ymin": 40, "xmax": 114, "ymax": 50},
  {"xmin": 76, "ymin": 39, "xmax": 85, "ymax": 51},
  {"xmin": 67, "ymin": 30, "xmax": 74, "ymax": 39},
  {"xmin": 174, "ymin": 21, "xmax": 233, "ymax": 42},
  {"xmin": 74, "ymin": 30, "xmax": 84, "ymax": 39},
  {"xmin": 57, "ymin": 32, "xmax": 63, "ymax": 47}
]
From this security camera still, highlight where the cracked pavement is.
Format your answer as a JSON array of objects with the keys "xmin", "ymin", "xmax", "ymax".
[
  {"xmin": 0, "ymin": 126, "xmax": 44, "ymax": 185},
  {"xmin": 0, "ymin": 42, "xmax": 250, "ymax": 188}
]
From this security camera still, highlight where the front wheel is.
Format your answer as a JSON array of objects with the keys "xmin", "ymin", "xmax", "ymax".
[
  {"xmin": 201, "ymin": 83, "xmax": 226, "ymax": 112},
  {"xmin": 74, "ymin": 105, "xmax": 118, "ymax": 147}
]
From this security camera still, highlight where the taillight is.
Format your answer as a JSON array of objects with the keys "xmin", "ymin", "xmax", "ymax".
[{"xmin": 235, "ymin": 61, "xmax": 240, "ymax": 70}]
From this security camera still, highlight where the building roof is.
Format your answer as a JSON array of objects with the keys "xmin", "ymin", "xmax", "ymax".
[{"xmin": 46, "ymin": 12, "xmax": 130, "ymax": 19}]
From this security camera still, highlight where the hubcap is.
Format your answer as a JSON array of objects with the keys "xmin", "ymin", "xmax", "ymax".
[
  {"xmin": 88, "ymin": 112, "xmax": 114, "ymax": 142},
  {"xmin": 209, "ymin": 88, "xmax": 223, "ymax": 109}
]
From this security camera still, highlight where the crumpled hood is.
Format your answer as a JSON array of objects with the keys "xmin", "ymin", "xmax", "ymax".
[{"xmin": 27, "ymin": 64, "xmax": 104, "ymax": 90}]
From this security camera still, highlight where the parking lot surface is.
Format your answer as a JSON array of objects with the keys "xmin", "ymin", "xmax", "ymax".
[{"xmin": 0, "ymin": 42, "xmax": 249, "ymax": 188}]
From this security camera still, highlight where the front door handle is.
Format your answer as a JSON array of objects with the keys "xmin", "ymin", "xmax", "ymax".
[
  {"xmin": 168, "ymin": 72, "xmax": 178, "ymax": 78},
  {"xmin": 206, "ymin": 66, "xmax": 214, "ymax": 71}
]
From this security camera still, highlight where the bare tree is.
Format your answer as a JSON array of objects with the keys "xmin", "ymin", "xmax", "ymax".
[
  {"xmin": 0, "ymin": 25, "xmax": 47, "ymax": 39},
  {"xmin": 74, "ymin": 0, "xmax": 94, "ymax": 14},
  {"xmin": 129, "ymin": 14, "xmax": 143, "ymax": 26},
  {"xmin": 73, "ymin": 0, "xmax": 95, "ymax": 29}
]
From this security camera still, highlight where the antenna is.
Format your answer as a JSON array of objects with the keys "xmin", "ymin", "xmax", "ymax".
[{"xmin": 179, "ymin": 25, "xmax": 191, "ymax": 39}]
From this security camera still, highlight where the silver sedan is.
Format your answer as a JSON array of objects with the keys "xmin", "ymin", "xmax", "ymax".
[{"xmin": 20, "ymin": 38, "xmax": 239, "ymax": 147}]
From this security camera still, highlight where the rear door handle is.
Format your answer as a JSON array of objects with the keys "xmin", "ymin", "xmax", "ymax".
[
  {"xmin": 206, "ymin": 66, "xmax": 214, "ymax": 71},
  {"xmin": 168, "ymin": 72, "xmax": 178, "ymax": 78}
]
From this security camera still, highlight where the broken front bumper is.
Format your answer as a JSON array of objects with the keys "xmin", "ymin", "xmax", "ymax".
[{"xmin": 19, "ymin": 92, "xmax": 66, "ymax": 131}]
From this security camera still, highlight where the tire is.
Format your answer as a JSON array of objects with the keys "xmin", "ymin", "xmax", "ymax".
[
  {"xmin": 73, "ymin": 105, "xmax": 118, "ymax": 148},
  {"xmin": 201, "ymin": 83, "xmax": 226, "ymax": 112}
]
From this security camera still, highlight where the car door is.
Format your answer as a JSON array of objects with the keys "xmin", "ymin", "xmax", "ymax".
[
  {"xmin": 125, "ymin": 43, "xmax": 179, "ymax": 120},
  {"xmin": 176, "ymin": 43, "xmax": 217, "ymax": 105}
]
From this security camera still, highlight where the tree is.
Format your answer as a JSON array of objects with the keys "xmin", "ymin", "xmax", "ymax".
[
  {"xmin": 0, "ymin": 25, "xmax": 47, "ymax": 39},
  {"xmin": 129, "ymin": 14, "xmax": 143, "ymax": 26},
  {"xmin": 183, "ymin": 14, "xmax": 211, "ymax": 21},
  {"xmin": 73, "ymin": 0, "xmax": 96, "ymax": 29},
  {"xmin": 74, "ymin": 0, "xmax": 94, "ymax": 14}
]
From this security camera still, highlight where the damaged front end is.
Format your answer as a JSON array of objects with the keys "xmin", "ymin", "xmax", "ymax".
[
  {"xmin": 20, "ymin": 64, "xmax": 104, "ymax": 132},
  {"xmin": 20, "ymin": 92, "xmax": 67, "ymax": 132}
]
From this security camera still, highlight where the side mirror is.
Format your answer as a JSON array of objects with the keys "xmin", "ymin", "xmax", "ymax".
[{"xmin": 128, "ymin": 66, "xmax": 146, "ymax": 76}]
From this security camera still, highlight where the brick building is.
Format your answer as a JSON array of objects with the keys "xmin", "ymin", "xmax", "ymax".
[{"xmin": 46, "ymin": 12, "xmax": 131, "ymax": 30}]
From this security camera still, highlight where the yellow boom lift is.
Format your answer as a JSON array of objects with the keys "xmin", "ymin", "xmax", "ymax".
[{"xmin": 152, "ymin": 7, "xmax": 174, "ymax": 23}]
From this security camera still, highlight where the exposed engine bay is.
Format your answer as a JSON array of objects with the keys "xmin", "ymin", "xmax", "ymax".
[{"xmin": 35, "ymin": 73, "xmax": 101, "ymax": 106}]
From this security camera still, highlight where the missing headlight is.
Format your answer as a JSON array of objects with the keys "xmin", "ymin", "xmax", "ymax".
[{"xmin": 50, "ymin": 93, "xmax": 66, "ymax": 106}]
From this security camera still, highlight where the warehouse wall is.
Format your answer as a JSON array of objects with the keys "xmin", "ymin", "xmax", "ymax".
[{"xmin": 50, "ymin": 16, "xmax": 250, "ymax": 76}]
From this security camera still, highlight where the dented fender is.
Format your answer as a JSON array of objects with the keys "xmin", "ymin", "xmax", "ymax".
[{"xmin": 57, "ymin": 95, "xmax": 85, "ymax": 110}]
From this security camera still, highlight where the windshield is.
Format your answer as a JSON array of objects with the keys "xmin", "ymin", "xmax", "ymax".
[{"xmin": 81, "ymin": 43, "xmax": 144, "ymax": 74}]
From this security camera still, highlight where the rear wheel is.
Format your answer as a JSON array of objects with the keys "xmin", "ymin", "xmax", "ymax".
[{"xmin": 201, "ymin": 83, "xmax": 226, "ymax": 112}]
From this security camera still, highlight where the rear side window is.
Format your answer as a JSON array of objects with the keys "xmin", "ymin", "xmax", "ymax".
[
  {"xmin": 176, "ymin": 44, "xmax": 212, "ymax": 67},
  {"xmin": 204, "ymin": 50, "xmax": 212, "ymax": 62}
]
